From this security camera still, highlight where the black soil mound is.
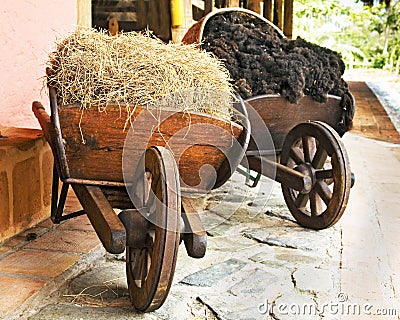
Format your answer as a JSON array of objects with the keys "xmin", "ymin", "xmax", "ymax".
[{"xmin": 201, "ymin": 11, "xmax": 354, "ymax": 134}]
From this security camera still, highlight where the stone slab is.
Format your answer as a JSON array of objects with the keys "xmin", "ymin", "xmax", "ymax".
[
  {"xmin": 198, "ymin": 293, "xmax": 268, "ymax": 320},
  {"xmin": 28, "ymin": 304, "xmax": 148, "ymax": 320},
  {"xmin": 180, "ymin": 258, "xmax": 246, "ymax": 287},
  {"xmin": 67, "ymin": 262, "xmax": 128, "ymax": 302},
  {"xmin": 230, "ymin": 268, "xmax": 293, "ymax": 299}
]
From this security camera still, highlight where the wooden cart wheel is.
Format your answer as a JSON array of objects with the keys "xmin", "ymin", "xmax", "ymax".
[
  {"xmin": 127, "ymin": 146, "xmax": 181, "ymax": 312},
  {"xmin": 280, "ymin": 121, "xmax": 351, "ymax": 229}
]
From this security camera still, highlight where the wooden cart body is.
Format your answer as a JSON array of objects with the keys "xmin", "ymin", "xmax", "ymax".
[
  {"xmin": 246, "ymin": 94, "xmax": 345, "ymax": 153},
  {"xmin": 183, "ymin": 8, "xmax": 354, "ymax": 230},
  {"xmin": 33, "ymin": 86, "xmax": 248, "ymax": 252}
]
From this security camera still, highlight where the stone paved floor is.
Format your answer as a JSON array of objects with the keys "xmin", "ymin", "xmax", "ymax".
[{"xmin": 1, "ymin": 72, "xmax": 400, "ymax": 320}]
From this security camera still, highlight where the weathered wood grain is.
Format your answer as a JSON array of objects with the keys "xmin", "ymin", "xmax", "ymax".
[
  {"xmin": 57, "ymin": 104, "xmax": 242, "ymax": 188},
  {"xmin": 245, "ymin": 94, "xmax": 343, "ymax": 152},
  {"xmin": 72, "ymin": 184, "xmax": 126, "ymax": 254}
]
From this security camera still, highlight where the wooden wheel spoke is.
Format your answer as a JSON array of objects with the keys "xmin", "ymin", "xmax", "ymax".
[
  {"xmin": 146, "ymin": 190, "xmax": 157, "ymax": 216},
  {"xmin": 302, "ymin": 136, "xmax": 313, "ymax": 163},
  {"xmin": 294, "ymin": 192, "xmax": 309, "ymax": 208},
  {"xmin": 310, "ymin": 191, "xmax": 322, "ymax": 216},
  {"xmin": 315, "ymin": 181, "xmax": 332, "ymax": 205},
  {"xmin": 311, "ymin": 144, "xmax": 328, "ymax": 169},
  {"xmin": 142, "ymin": 250, "xmax": 150, "ymax": 284},
  {"xmin": 315, "ymin": 169, "xmax": 333, "ymax": 180},
  {"xmin": 290, "ymin": 146, "xmax": 304, "ymax": 164},
  {"xmin": 143, "ymin": 171, "xmax": 152, "ymax": 206},
  {"xmin": 133, "ymin": 249, "xmax": 147, "ymax": 283}
]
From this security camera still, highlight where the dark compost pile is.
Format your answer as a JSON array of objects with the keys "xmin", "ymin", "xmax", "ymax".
[{"xmin": 201, "ymin": 11, "xmax": 355, "ymax": 134}]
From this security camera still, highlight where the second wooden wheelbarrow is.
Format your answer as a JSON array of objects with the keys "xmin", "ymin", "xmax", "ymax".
[{"xmin": 183, "ymin": 8, "xmax": 355, "ymax": 230}]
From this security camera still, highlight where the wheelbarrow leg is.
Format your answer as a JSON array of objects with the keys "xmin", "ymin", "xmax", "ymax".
[
  {"xmin": 50, "ymin": 161, "xmax": 85, "ymax": 223},
  {"xmin": 72, "ymin": 184, "xmax": 126, "ymax": 254},
  {"xmin": 51, "ymin": 163, "xmax": 66, "ymax": 223},
  {"xmin": 181, "ymin": 197, "xmax": 207, "ymax": 259}
]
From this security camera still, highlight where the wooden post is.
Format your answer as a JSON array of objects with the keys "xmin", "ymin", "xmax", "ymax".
[
  {"xmin": 108, "ymin": 17, "xmax": 119, "ymax": 36},
  {"xmin": 136, "ymin": 0, "xmax": 172, "ymax": 41},
  {"xmin": 283, "ymin": 0, "xmax": 293, "ymax": 39},
  {"xmin": 263, "ymin": 0, "xmax": 273, "ymax": 21},
  {"xmin": 215, "ymin": 0, "xmax": 225, "ymax": 8},
  {"xmin": 273, "ymin": 0, "xmax": 283, "ymax": 30},
  {"xmin": 247, "ymin": 0, "xmax": 261, "ymax": 13},
  {"xmin": 77, "ymin": 0, "xmax": 91, "ymax": 28},
  {"xmin": 226, "ymin": 0, "xmax": 240, "ymax": 6},
  {"xmin": 205, "ymin": 0, "xmax": 213, "ymax": 13}
]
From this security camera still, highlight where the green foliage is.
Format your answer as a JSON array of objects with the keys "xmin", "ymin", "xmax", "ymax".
[{"xmin": 293, "ymin": 0, "xmax": 400, "ymax": 74}]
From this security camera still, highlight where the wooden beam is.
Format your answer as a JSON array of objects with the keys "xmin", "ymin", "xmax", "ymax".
[
  {"xmin": 226, "ymin": 0, "xmax": 240, "ymax": 6},
  {"xmin": 205, "ymin": 0, "xmax": 213, "ymax": 14},
  {"xmin": 72, "ymin": 184, "xmax": 126, "ymax": 254},
  {"xmin": 273, "ymin": 0, "xmax": 283, "ymax": 30},
  {"xmin": 283, "ymin": 0, "xmax": 293, "ymax": 39},
  {"xmin": 247, "ymin": 0, "xmax": 261, "ymax": 13},
  {"xmin": 263, "ymin": 0, "xmax": 273, "ymax": 21},
  {"xmin": 247, "ymin": 156, "xmax": 312, "ymax": 194},
  {"xmin": 181, "ymin": 197, "xmax": 207, "ymax": 258}
]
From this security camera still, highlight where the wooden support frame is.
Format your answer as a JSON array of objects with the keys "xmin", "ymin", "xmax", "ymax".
[
  {"xmin": 263, "ymin": 0, "xmax": 273, "ymax": 21},
  {"xmin": 72, "ymin": 184, "xmax": 126, "ymax": 254},
  {"xmin": 181, "ymin": 197, "xmax": 207, "ymax": 258}
]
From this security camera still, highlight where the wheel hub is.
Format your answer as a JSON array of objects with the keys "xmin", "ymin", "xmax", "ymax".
[{"xmin": 294, "ymin": 163, "xmax": 316, "ymax": 191}]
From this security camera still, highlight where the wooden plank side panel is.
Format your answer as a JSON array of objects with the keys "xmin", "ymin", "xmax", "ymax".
[
  {"xmin": 58, "ymin": 105, "xmax": 242, "ymax": 186},
  {"xmin": 246, "ymin": 95, "xmax": 343, "ymax": 152},
  {"xmin": 226, "ymin": 0, "xmax": 240, "ymax": 6}
]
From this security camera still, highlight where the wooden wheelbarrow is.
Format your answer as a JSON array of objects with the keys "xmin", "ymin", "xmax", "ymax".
[
  {"xmin": 183, "ymin": 7, "xmax": 355, "ymax": 230},
  {"xmin": 33, "ymin": 86, "xmax": 249, "ymax": 312}
]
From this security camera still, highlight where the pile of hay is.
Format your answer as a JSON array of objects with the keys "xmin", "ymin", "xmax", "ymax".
[{"xmin": 47, "ymin": 28, "xmax": 234, "ymax": 120}]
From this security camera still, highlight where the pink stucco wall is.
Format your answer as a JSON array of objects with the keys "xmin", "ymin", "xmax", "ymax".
[{"xmin": 0, "ymin": 1, "xmax": 77, "ymax": 128}]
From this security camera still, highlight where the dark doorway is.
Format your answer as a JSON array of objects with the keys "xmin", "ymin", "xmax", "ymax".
[{"xmin": 92, "ymin": 0, "xmax": 172, "ymax": 42}]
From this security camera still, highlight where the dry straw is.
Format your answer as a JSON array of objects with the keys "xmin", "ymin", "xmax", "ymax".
[{"xmin": 47, "ymin": 28, "xmax": 234, "ymax": 121}]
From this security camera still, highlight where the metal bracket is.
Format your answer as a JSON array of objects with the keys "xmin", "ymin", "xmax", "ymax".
[
  {"xmin": 51, "ymin": 162, "xmax": 85, "ymax": 224},
  {"xmin": 236, "ymin": 164, "xmax": 262, "ymax": 188}
]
